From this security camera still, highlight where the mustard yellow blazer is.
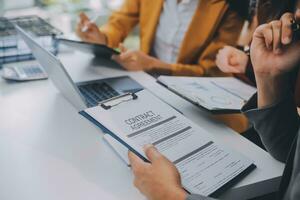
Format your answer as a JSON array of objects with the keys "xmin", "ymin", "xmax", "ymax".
[
  {"xmin": 101, "ymin": 0, "xmax": 244, "ymax": 77},
  {"xmin": 100, "ymin": 0, "xmax": 248, "ymax": 133}
]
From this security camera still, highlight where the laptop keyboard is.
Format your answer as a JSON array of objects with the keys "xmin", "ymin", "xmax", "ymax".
[{"xmin": 78, "ymin": 82, "xmax": 120, "ymax": 107}]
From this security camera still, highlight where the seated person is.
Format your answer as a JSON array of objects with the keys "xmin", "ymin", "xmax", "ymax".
[
  {"xmin": 76, "ymin": 0, "xmax": 244, "ymax": 77},
  {"xmin": 216, "ymin": 0, "xmax": 300, "ymax": 85},
  {"xmin": 215, "ymin": 0, "xmax": 259, "ymax": 84},
  {"xmin": 76, "ymin": 0, "xmax": 250, "ymax": 134},
  {"xmin": 215, "ymin": 0, "xmax": 300, "ymax": 144},
  {"xmin": 127, "ymin": 8, "xmax": 300, "ymax": 200}
]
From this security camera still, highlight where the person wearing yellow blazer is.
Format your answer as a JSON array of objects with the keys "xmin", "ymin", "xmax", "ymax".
[
  {"xmin": 77, "ymin": 0, "xmax": 244, "ymax": 76},
  {"xmin": 76, "ymin": 0, "xmax": 248, "ymax": 133}
]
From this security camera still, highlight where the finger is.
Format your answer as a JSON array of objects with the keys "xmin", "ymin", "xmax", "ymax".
[
  {"xmin": 144, "ymin": 144, "xmax": 162, "ymax": 163},
  {"xmin": 280, "ymin": 13, "xmax": 294, "ymax": 44},
  {"xmin": 81, "ymin": 22, "xmax": 98, "ymax": 33},
  {"xmin": 128, "ymin": 151, "xmax": 146, "ymax": 173},
  {"xmin": 79, "ymin": 13, "xmax": 90, "ymax": 28},
  {"xmin": 296, "ymin": 9, "xmax": 300, "ymax": 23},
  {"xmin": 119, "ymin": 43, "xmax": 128, "ymax": 53},
  {"xmin": 271, "ymin": 21, "xmax": 282, "ymax": 54},
  {"xmin": 223, "ymin": 45, "xmax": 231, "ymax": 49},
  {"xmin": 216, "ymin": 48, "xmax": 226, "ymax": 57},
  {"xmin": 261, "ymin": 24, "xmax": 273, "ymax": 50},
  {"xmin": 215, "ymin": 53, "xmax": 223, "ymax": 67},
  {"xmin": 228, "ymin": 54, "xmax": 240, "ymax": 66},
  {"xmin": 216, "ymin": 51, "xmax": 231, "ymax": 73},
  {"xmin": 76, "ymin": 20, "xmax": 84, "ymax": 30},
  {"xmin": 79, "ymin": 12, "xmax": 90, "ymax": 22},
  {"xmin": 76, "ymin": 24, "xmax": 84, "ymax": 36},
  {"xmin": 111, "ymin": 54, "xmax": 121, "ymax": 62},
  {"xmin": 215, "ymin": 51, "xmax": 223, "ymax": 62}
]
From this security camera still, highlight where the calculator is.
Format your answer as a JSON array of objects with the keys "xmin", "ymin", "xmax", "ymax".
[{"xmin": 1, "ymin": 61, "xmax": 48, "ymax": 81}]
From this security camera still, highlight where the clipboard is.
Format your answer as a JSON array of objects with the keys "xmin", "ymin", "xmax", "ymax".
[
  {"xmin": 79, "ymin": 89, "xmax": 256, "ymax": 197},
  {"xmin": 158, "ymin": 80, "xmax": 240, "ymax": 114},
  {"xmin": 79, "ymin": 92, "xmax": 149, "ymax": 162},
  {"xmin": 56, "ymin": 38, "xmax": 120, "ymax": 59},
  {"xmin": 157, "ymin": 76, "xmax": 257, "ymax": 114}
]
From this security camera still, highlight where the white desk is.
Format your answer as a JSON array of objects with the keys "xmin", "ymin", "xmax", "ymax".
[{"xmin": 0, "ymin": 52, "xmax": 284, "ymax": 200}]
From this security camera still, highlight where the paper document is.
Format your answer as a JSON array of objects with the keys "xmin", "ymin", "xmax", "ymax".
[
  {"xmin": 103, "ymin": 134, "xmax": 130, "ymax": 166},
  {"xmin": 80, "ymin": 90, "xmax": 255, "ymax": 196},
  {"xmin": 158, "ymin": 76, "xmax": 256, "ymax": 113}
]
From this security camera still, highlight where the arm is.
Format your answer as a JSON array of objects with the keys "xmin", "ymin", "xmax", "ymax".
[
  {"xmin": 169, "ymin": 9, "xmax": 244, "ymax": 77},
  {"xmin": 113, "ymin": 4, "xmax": 244, "ymax": 76},
  {"xmin": 243, "ymin": 12, "xmax": 300, "ymax": 162},
  {"xmin": 134, "ymin": 8, "xmax": 245, "ymax": 77},
  {"xmin": 243, "ymin": 92, "xmax": 300, "ymax": 162},
  {"xmin": 100, "ymin": 0, "xmax": 140, "ymax": 48},
  {"xmin": 186, "ymin": 194, "xmax": 217, "ymax": 200}
]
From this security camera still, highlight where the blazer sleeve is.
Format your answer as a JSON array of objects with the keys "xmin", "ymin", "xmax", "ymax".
[
  {"xmin": 170, "ymin": 8, "xmax": 244, "ymax": 77},
  {"xmin": 100, "ymin": 0, "xmax": 140, "ymax": 48},
  {"xmin": 242, "ymin": 92, "xmax": 300, "ymax": 162}
]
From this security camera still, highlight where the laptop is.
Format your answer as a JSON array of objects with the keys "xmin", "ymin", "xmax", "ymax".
[{"xmin": 15, "ymin": 25, "xmax": 143, "ymax": 110}]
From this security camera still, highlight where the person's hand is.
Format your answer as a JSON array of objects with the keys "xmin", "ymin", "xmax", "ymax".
[
  {"xmin": 128, "ymin": 145, "xmax": 187, "ymax": 200},
  {"xmin": 250, "ymin": 10, "xmax": 300, "ymax": 77},
  {"xmin": 250, "ymin": 10, "xmax": 300, "ymax": 107},
  {"xmin": 216, "ymin": 46, "xmax": 249, "ymax": 74},
  {"xmin": 76, "ymin": 12, "xmax": 107, "ymax": 45},
  {"xmin": 112, "ymin": 44, "xmax": 170, "ymax": 71}
]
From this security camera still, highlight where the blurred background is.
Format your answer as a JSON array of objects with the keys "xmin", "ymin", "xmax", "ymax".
[{"xmin": 0, "ymin": 0, "xmax": 139, "ymax": 49}]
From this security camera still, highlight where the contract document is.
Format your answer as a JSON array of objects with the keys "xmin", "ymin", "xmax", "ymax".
[
  {"xmin": 80, "ymin": 90, "xmax": 255, "ymax": 197},
  {"xmin": 157, "ymin": 76, "xmax": 257, "ymax": 114}
]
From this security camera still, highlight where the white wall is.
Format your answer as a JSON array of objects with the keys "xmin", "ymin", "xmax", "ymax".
[{"xmin": 3, "ymin": 0, "xmax": 35, "ymax": 10}]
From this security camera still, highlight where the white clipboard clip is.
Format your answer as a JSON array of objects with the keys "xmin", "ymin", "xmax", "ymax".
[{"xmin": 99, "ymin": 93, "xmax": 138, "ymax": 110}]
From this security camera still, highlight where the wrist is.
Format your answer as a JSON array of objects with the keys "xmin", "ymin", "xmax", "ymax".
[
  {"xmin": 254, "ymin": 72, "xmax": 289, "ymax": 108},
  {"xmin": 149, "ymin": 58, "xmax": 172, "ymax": 71},
  {"xmin": 95, "ymin": 32, "xmax": 108, "ymax": 45},
  {"xmin": 166, "ymin": 187, "xmax": 187, "ymax": 200},
  {"xmin": 101, "ymin": 34, "xmax": 108, "ymax": 45}
]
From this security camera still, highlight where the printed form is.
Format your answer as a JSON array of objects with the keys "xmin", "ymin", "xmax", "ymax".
[
  {"xmin": 82, "ymin": 90, "xmax": 254, "ymax": 196},
  {"xmin": 158, "ymin": 76, "xmax": 257, "ymax": 111}
]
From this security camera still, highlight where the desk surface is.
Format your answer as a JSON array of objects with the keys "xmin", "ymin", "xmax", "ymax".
[{"xmin": 0, "ymin": 52, "xmax": 284, "ymax": 200}]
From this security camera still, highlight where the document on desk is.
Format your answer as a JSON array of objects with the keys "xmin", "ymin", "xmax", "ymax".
[
  {"xmin": 157, "ymin": 76, "xmax": 257, "ymax": 114},
  {"xmin": 80, "ymin": 90, "xmax": 255, "ymax": 196}
]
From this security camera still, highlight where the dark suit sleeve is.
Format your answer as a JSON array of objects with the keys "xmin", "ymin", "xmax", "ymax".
[
  {"xmin": 234, "ymin": 60, "xmax": 257, "ymax": 87},
  {"xmin": 186, "ymin": 194, "xmax": 217, "ymax": 200},
  {"xmin": 242, "ymin": 93, "xmax": 300, "ymax": 162}
]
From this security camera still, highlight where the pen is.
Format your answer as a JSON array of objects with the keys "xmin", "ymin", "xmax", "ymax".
[
  {"xmin": 81, "ymin": 15, "xmax": 99, "ymax": 33},
  {"xmin": 291, "ymin": 19, "xmax": 300, "ymax": 40}
]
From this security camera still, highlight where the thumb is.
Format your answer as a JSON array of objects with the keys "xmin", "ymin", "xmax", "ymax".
[
  {"xmin": 144, "ymin": 144, "xmax": 162, "ymax": 163},
  {"xmin": 128, "ymin": 151, "xmax": 145, "ymax": 168},
  {"xmin": 111, "ymin": 54, "xmax": 120, "ymax": 62}
]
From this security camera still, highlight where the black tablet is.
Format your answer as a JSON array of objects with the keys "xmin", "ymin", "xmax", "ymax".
[{"xmin": 56, "ymin": 38, "xmax": 120, "ymax": 59}]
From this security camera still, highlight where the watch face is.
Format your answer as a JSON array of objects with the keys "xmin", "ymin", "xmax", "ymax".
[{"xmin": 243, "ymin": 46, "xmax": 250, "ymax": 56}]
